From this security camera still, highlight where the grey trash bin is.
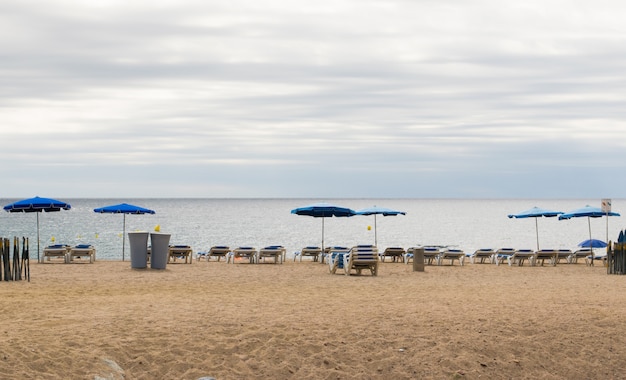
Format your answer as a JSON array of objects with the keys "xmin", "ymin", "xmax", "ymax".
[
  {"xmin": 412, "ymin": 247, "xmax": 425, "ymax": 272},
  {"xmin": 150, "ymin": 232, "xmax": 171, "ymax": 269},
  {"xmin": 128, "ymin": 232, "xmax": 149, "ymax": 269}
]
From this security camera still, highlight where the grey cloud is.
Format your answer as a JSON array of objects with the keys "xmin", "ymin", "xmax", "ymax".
[{"xmin": 1, "ymin": 0, "xmax": 626, "ymax": 197}]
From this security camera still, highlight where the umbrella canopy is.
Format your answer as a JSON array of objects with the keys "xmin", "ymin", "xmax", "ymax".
[
  {"xmin": 559, "ymin": 205, "xmax": 620, "ymax": 219},
  {"xmin": 355, "ymin": 206, "xmax": 406, "ymax": 246},
  {"xmin": 291, "ymin": 202, "xmax": 356, "ymax": 249},
  {"xmin": 508, "ymin": 206, "xmax": 563, "ymax": 251},
  {"xmin": 559, "ymin": 205, "xmax": 620, "ymax": 265},
  {"xmin": 93, "ymin": 203, "xmax": 155, "ymax": 261},
  {"xmin": 3, "ymin": 196, "xmax": 72, "ymax": 261},
  {"xmin": 578, "ymin": 239, "xmax": 607, "ymax": 248}
]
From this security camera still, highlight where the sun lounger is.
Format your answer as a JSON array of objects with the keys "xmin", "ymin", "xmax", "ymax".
[
  {"xmin": 403, "ymin": 247, "xmax": 418, "ymax": 264},
  {"xmin": 507, "ymin": 249, "xmax": 536, "ymax": 266},
  {"xmin": 380, "ymin": 247, "xmax": 406, "ymax": 263},
  {"xmin": 534, "ymin": 249, "xmax": 557, "ymax": 266},
  {"xmin": 423, "ymin": 247, "xmax": 441, "ymax": 265},
  {"xmin": 67, "ymin": 244, "xmax": 96, "ymax": 263},
  {"xmin": 294, "ymin": 246, "xmax": 322, "ymax": 262},
  {"xmin": 196, "ymin": 250, "xmax": 208, "ymax": 261},
  {"xmin": 343, "ymin": 246, "xmax": 379, "ymax": 276},
  {"xmin": 585, "ymin": 253, "xmax": 607, "ymax": 266},
  {"xmin": 404, "ymin": 246, "xmax": 439, "ymax": 265},
  {"xmin": 328, "ymin": 247, "xmax": 351, "ymax": 274},
  {"xmin": 569, "ymin": 248, "xmax": 592, "ymax": 264},
  {"xmin": 42, "ymin": 244, "xmax": 70, "ymax": 263},
  {"xmin": 555, "ymin": 249, "xmax": 573, "ymax": 264},
  {"xmin": 228, "ymin": 247, "xmax": 257, "ymax": 264},
  {"xmin": 258, "ymin": 246, "xmax": 285, "ymax": 264},
  {"xmin": 437, "ymin": 248, "xmax": 465, "ymax": 266},
  {"xmin": 404, "ymin": 248, "xmax": 414, "ymax": 264},
  {"xmin": 494, "ymin": 248, "xmax": 515, "ymax": 266},
  {"xmin": 203, "ymin": 246, "xmax": 230, "ymax": 262},
  {"xmin": 323, "ymin": 246, "xmax": 350, "ymax": 264},
  {"xmin": 168, "ymin": 245, "xmax": 193, "ymax": 264},
  {"xmin": 470, "ymin": 248, "xmax": 495, "ymax": 264}
]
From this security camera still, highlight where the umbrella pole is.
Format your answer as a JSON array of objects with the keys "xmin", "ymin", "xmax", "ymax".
[
  {"xmin": 374, "ymin": 214, "xmax": 378, "ymax": 247},
  {"xmin": 606, "ymin": 214, "xmax": 609, "ymax": 245},
  {"xmin": 122, "ymin": 214, "xmax": 126, "ymax": 262},
  {"xmin": 321, "ymin": 217, "xmax": 325, "ymax": 251},
  {"xmin": 36, "ymin": 212, "xmax": 40, "ymax": 263},
  {"xmin": 535, "ymin": 218, "xmax": 539, "ymax": 251},
  {"xmin": 587, "ymin": 217, "xmax": 594, "ymax": 266}
]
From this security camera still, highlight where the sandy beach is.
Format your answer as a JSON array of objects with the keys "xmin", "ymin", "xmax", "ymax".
[{"xmin": 1, "ymin": 258, "xmax": 625, "ymax": 379}]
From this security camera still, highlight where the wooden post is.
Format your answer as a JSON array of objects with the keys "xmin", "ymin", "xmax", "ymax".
[{"xmin": 413, "ymin": 247, "xmax": 424, "ymax": 272}]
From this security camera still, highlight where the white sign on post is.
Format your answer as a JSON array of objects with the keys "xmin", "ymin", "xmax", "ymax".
[{"xmin": 602, "ymin": 199, "xmax": 612, "ymax": 213}]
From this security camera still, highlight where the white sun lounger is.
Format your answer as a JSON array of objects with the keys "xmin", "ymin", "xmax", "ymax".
[
  {"xmin": 437, "ymin": 248, "xmax": 465, "ymax": 266},
  {"xmin": 228, "ymin": 247, "xmax": 257, "ymax": 264},
  {"xmin": 470, "ymin": 248, "xmax": 495, "ymax": 264},
  {"xmin": 380, "ymin": 247, "xmax": 406, "ymax": 263},
  {"xmin": 294, "ymin": 246, "xmax": 322, "ymax": 262},
  {"xmin": 42, "ymin": 245, "xmax": 70, "ymax": 263},
  {"xmin": 569, "ymin": 248, "xmax": 592, "ymax": 264},
  {"xmin": 555, "ymin": 249, "xmax": 573, "ymax": 264},
  {"xmin": 258, "ymin": 246, "xmax": 285, "ymax": 264},
  {"xmin": 495, "ymin": 248, "xmax": 516, "ymax": 266},
  {"xmin": 534, "ymin": 249, "xmax": 556, "ymax": 266},
  {"xmin": 67, "ymin": 244, "xmax": 96, "ymax": 263},
  {"xmin": 508, "ymin": 249, "xmax": 536, "ymax": 266},
  {"xmin": 343, "ymin": 246, "xmax": 379, "ymax": 276}
]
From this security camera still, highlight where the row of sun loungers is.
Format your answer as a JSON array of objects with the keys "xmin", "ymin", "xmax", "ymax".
[
  {"xmin": 475, "ymin": 248, "xmax": 604, "ymax": 266},
  {"xmin": 196, "ymin": 246, "xmax": 287, "ymax": 264},
  {"xmin": 43, "ymin": 244, "xmax": 197, "ymax": 264},
  {"xmin": 292, "ymin": 245, "xmax": 466, "ymax": 266},
  {"xmin": 294, "ymin": 245, "xmax": 604, "ymax": 268},
  {"xmin": 42, "ymin": 244, "xmax": 96, "ymax": 263}
]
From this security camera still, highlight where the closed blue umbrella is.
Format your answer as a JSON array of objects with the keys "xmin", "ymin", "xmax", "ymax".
[
  {"xmin": 4, "ymin": 196, "xmax": 71, "ymax": 262},
  {"xmin": 559, "ymin": 205, "xmax": 620, "ymax": 265},
  {"xmin": 356, "ymin": 206, "xmax": 406, "ymax": 246},
  {"xmin": 508, "ymin": 206, "xmax": 563, "ymax": 251},
  {"xmin": 291, "ymin": 202, "xmax": 356, "ymax": 250},
  {"xmin": 94, "ymin": 203, "xmax": 155, "ymax": 261}
]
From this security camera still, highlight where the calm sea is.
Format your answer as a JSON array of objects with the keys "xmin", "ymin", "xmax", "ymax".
[{"xmin": 1, "ymin": 198, "xmax": 623, "ymax": 260}]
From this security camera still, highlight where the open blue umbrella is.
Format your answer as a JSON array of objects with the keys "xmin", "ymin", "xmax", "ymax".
[
  {"xmin": 578, "ymin": 239, "xmax": 607, "ymax": 248},
  {"xmin": 291, "ymin": 202, "xmax": 356, "ymax": 250},
  {"xmin": 355, "ymin": 206, "xmax": 406, "ymax": 246},
  {"xmin": 4, "ymin": 196, "xmax": 72, "ymax": 262},
  {"xmin": 93, "ymin": 203, "xmax": 155, "ymax": 261},
  {"xmin": 508, "ymin": 206, "xmax": 563, "ymax": 251},
  {"xmin": 559, "ymin": 205, "xmax": 620, "ymax": 265}
]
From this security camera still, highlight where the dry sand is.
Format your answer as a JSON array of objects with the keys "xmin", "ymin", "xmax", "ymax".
[{"xmin": 0, "ymin": 257, "xmax": 625, "ymax": 380}]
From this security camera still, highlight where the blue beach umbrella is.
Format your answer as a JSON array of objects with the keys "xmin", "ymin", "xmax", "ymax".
[
  {"xmin": 3, "ymin": 196, "xmax": 72, "ymax": 261},
  {"xmin": 291, "ymin": 202, "xmax": 356, "ymax": 250},
  {"xmin": 355, "ymin": 206, "xmax": 406, "ymax": 246},
  {"xmin": 93, "ymin": 203, "xmax": 155, "ymax": 261},
  {"xmin": 559, "ymin": 205, "xmax": 620, "ymax": 265},
  {"xmin": 508, "ymin": 206, "xmax": 563, "ymax": 251},
  {"xmin": 578, "ymin": 239, "xmax": 607, "ymax": 248}
]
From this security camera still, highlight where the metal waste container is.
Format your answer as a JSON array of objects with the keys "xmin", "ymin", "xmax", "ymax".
[
  {"xmin": 150, "ymin": 232, "xmax": 171, "ymax": 269},
  {"xmin": 412, "ymin": 247, "xmax": 425, "ymax": 272},
  {"xmin": 128, "ymin": 232, "xmax": 149, "ymax": 269}
]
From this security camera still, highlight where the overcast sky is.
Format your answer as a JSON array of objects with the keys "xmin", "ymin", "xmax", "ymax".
[{"xmin": 2, "ymin": 0, "xmax": 626, "ymax": 199}]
